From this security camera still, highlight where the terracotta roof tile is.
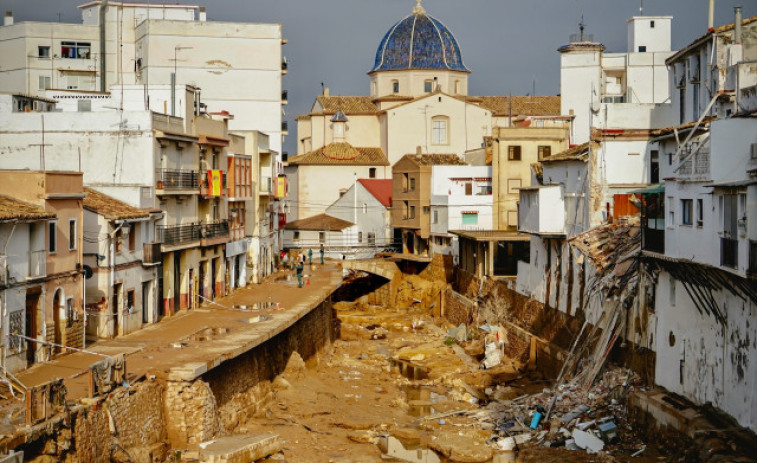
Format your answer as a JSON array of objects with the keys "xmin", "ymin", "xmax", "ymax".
[
  {"xmin": 284, "ymin": 213, "xmax": 353, "ymax": 231},
  {"xmin": 287, "ymin": 142, "xmax": 389, "ymax": 166},
  {"xmin": 358, "ymin": 179, "xmax": 392, "ymax": 207},
  {"xmin": 83, "ymin": 188, "xmax": 150, "ymax": 220},
  {"xmin": 403, "ymin": 154, "xmax": 466, "ymax": 166},
  {"xmin": 315, "ymin": 96, "xmax": 379, "ymax": 114},
  {"xmin": 476, "ymin": 96, "xmax": 561, "ymax": 116},
  {"xmin": 541, "ymin": 141, "xmax": 598, "ymax": 163},
  {"xmin": 0, "ymin": 195, "xmax": 54, "ymax": 222}
]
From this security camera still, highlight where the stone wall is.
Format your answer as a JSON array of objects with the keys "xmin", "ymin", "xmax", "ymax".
[
  {"xmin": 163, "ymin": 380, "xmax": 219, "ymax": 447},
  {"xmin": 74, "ymin": 405, "xmax": 111, "ymax": 463},
  {"xmin": 444, "ymin": 288, "xmax": 475, "ymax": 326},
  {"xmin": 107, "ymin": 381, "xmax": 167, "ymax": 460},
  {"xmin": 201, "ymin": 296, "xmax": 334, "ymax": 434}
]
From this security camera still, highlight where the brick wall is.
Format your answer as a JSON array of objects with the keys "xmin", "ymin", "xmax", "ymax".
[{"xmin": 65, "ymin": 319, "xmax": 84, "ymax": 350}]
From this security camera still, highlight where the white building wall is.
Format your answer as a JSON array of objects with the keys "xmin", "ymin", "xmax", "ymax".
[
  {"xmin": 326, "ymin": 182, "xmax": 391, "ymax": 247},
  {"xmin": 654, "ymin": 271, "xmax": 757, "ymax": 432}
]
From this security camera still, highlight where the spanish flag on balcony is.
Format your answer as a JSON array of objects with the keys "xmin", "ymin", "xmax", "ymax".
[{"xmin": 208, "ymin": 170, "xmax": 222, "ymax": 196}]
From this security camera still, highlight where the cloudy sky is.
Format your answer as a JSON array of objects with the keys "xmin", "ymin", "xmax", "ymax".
[{"xmin": 3, "ymin": 0, "xmax": 755, "ymax": 153}]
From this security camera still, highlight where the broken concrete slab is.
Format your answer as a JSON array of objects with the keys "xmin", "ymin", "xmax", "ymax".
[
  {"xmin": 199, "ymin": 433, "xmax": 282, "ymax": 463},
  {"xmin": 168, "ymin": 362, "xmax": 208, "ymax": 381},
  {"xmin": 571, "ymin": 429, "xmax": 604, "ymax": 453}
]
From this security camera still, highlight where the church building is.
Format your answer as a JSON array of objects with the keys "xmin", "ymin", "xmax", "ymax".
[{"xmin": 286, "ymin": 0, "xmax": 560, "ymax": 223}]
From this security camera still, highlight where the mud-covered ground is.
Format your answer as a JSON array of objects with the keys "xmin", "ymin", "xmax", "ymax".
[{"xmin": 238, "ymin": 301, "xmax": 667, "ymax": 463}]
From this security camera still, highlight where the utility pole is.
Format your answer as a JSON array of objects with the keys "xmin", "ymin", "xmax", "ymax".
[{"xmin": 28, "ymin": 115, "xmax": 52, "ymax": 170}]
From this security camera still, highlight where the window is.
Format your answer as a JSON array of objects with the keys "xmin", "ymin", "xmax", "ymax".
[
  {"xmin": 696, "ymin": 199, "xmax": 704, "ymax": 227},
  {"xmin": 651, "ymin": 150, "xmax": 660, "ymax": 183},
  {"xmin": 681, "ymin": 199, "xmax": 693, "ymax": 225},
  {"xmin": 66, "ymin": 297, "xmax": 74, "ymax": 328},
  {"xmin": 424, "ymin": 80, "xmax": 433, "ymax": 93},
  {"xmin": 422, "ymin": 206, "xmax": 430, "ymax": 215},
  {"xmin": 38, "ymin": 46, "xmax": 50, "ymax": 58},
  {"xmin": 433, "ymin": 210, "xmax": 439, "ymax": 224},
  {"xmin": 465, "ymin": 182, "xmax": 472, "ymax": 195},
  {"xmin": 60, "ymin": 41, "xmax": 91, "ymax": 59},
  {"xmin": 68, "ymin": 219, "xmax": 77, "ymax": 250},
  {"xmin": 403, "ymin": 173, "xmax": 409, "ymax": 192},
  {"xmin": 38, "ymin": 76, "xmax": 51, "ymax": 90},
  {"xmin": 667, "ymin": 197, "xmax": 675, "ymax": 228},
  {"xmin": 538, "ymin": 145, "xmax": 551, "ymax": 159},
  {"xmin": 692, "ymin": 83, "xmax": 700, "ymax": 119},
  {"xmin": 462, "ymin": 212, "xmax": 478, "ymax": 225},
  {"xmin": 358, "ymin": 232, "xmax": 363, "ymax": 243},
  {"xmin": 432, "ymin": 117, "xmax": 448, "ymax": 145},
  {"xmin": 319, "ymin": 232, "xmax": 325, "ymax": 243},
  {"xmin": 508, "ymin": 145, "xmax": 522, "ymax": 161},
  {"xmin": 638, "ymin": 46, "xmax": 647, "ymax": 52},
  {"xmin": 650, "ymin": 20, "xmax": 655, "ymax": 28},
  {"xmin": 369, "ymin": 168, "xmax": 376, "ymax": 179},
  {"xmin": 669, "ymin": 279, "xmax": 676, "ymax": 307},
  {"xmin": 392, "ymin": 80, "xmax": 399, "ymax": 93},
  {"xmin": 507, "ymin": 178, "xmax": 522, "ymax": 194},
  {"xmin": 294, "ymin": 231, "xmax": 300, "ymax": 241},
  {"xmin": 115, "ymin": 228, "xmax": 123, "ymax": 253},
  {"xmin": 679, "ymin": 88, "xmax": 686, "ymax": 124},
  {"xmin": 409, "ymin": 205, "xmax": 416, "ymax": 219},
  {"xmin": 48, "ymin": 221, "xmax": 57, "ymax": 254},
  {"xmin": 127, "ymin": 290, "xmax": 135, "ymax": 314},
  {"xmin": 128, "ymin": 223, "xmax": 136, "ymax": 251},
  {"xmin": 478, "ymin": 185, "xmax": 492, "ymax": 195},
  {"xmin": 368, "ymin": 233, "xmax": 375, "ymax": 245},
  {"xmin": 410, "ymin": 177, "xmax": 416, "ymax": 191}
]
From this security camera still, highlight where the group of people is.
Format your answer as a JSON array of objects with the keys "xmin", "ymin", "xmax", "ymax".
[{"xmin": 280, "ymin": 244, "xmax": 325, "ymax": 288}]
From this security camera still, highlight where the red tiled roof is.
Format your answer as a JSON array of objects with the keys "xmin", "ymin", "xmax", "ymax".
[{"xmin": 358, "ymin": 179, "xmax": 392, "ymax": 207}]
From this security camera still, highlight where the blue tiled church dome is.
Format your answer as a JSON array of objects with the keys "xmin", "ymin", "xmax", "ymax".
[{"xmin": 372, "ymin": 2, "xmax": 468, "ymax": 73}]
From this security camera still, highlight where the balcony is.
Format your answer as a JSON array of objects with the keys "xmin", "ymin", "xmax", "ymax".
[
  {"xmin": 282, "ymin": 90, "xmax": 288, "ymax": 104},
  {"xmin": 199, "ymin": 171, "xmax": 227, "ymax": 197},
  {"xmin": 29, "ymin": 250, "xmax": 46, "ymax": 278},
  {"xmin": 721, "ymin": 237, "xmax": 738, "ymax": 269},
  {"xmin": 201, "ymin": 220, "xmax": 230, "ymax": 246},
  {"xmin": 517, "ymin": 185, "xmax": 566, "ymax": 236},
  {"xmin": 157, "ymin": 223, "xmax": 201, "ymax": 248},
  {"xmin": 281, "ymin": 121, "xmax": 289, "ymax": 134},
  {"xmin": 156, "ymin": 169, "xmax": 199, "ymax": 193},
  {"xmin": 142, "ymin": 242, "xmax": 162, "ymax": 266},
  {"xmin": 259, "ymin": 176, "xmax": 272, "ymax": 196}
]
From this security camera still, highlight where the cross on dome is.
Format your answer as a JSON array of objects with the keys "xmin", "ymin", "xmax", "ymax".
[{"xmin": 413, "ymin": 0, "xmax": 426, "ymax": 15}]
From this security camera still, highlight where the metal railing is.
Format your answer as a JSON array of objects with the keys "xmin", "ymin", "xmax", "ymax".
[
  {"xmin": 157, "ymin": 223, "xmax": 201, "ymax": 246},
  {"xmin": 156, "ymin": 169, "xmax": 199, "ymax": 190},
  {"xmin": 721, "ymin": 237, "xmax": 738, "ymax": 269},
  {"xmin": 201, "ymin": 220, "xmax": 229, "ymax": 239}
]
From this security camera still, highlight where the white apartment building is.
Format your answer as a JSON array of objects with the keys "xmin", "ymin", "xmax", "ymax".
[{"xmin": 639, "ymin": 8, "xmax": 757, "ymax": 432}]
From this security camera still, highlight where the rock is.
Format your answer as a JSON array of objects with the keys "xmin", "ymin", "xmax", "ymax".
[
  {"xmin": 347, "ymin": 430, "xmax": 378, "ymax": 444},
  {"xmin": 283, "ymin": 352, "xmax": 306, "ymax": 380},
  {"xmin": 428, "ymin": 431, "xmax": 493, "ymax": 463},
  {"xmin": 272, "ymin": 376, "xmax": 292, "ymax": 390}
]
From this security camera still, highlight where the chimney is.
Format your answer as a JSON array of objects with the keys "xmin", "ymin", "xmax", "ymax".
[
  {"xmin": 199, "ymin": 6, "xmax": 206, "ymax": 22},
  {"xmin": 734, "ymin": 6, "xmax": 743, "ymax": 44},
  {"xmin": 323, "ymin": 87, "xmax": 330, "ymax": 97},
  {"xmin": 4, "ymin": 11, "xmax": 13, "ymax": 26},
  {"xmin": 416, "ymin": 146, "xmax": 423, "ymax": 155},
  {"xmin": 708, "ymin": 0, "xmax": 715, "ymax": 31}
]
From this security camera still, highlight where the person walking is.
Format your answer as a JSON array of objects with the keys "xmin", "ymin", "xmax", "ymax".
[
  {"xmin": 296, "ymin": 258, "xmax": 304, "ymax": 288},
  {"xmin": 308, "ymin": 248, "xmax": 313, "ymax": 267},
  {"xmin": 320, "ymin": 243, "xmax": 325, "ymax": 265}
]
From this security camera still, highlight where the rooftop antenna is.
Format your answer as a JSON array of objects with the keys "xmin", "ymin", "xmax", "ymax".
[
  {"xmin": 579, "ymin": 15, "xmax": 586, "ymax": 41},
  {"xmin": 639, "ymin": 0, "xmax": 643, "ymax": 16}
]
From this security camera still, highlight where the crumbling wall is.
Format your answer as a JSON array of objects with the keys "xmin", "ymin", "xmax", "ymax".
[
  {"xmin": 201, "ymin": 296, "xmax": 334, "ymax": 434},
  {"xmin": 74, "ymin": 405, "xmax": 111, "ymax": 463},
  {"xmin": 444, "ymin": 288, "xmax": 475, "ymax": 326},
  {"xmin": 106, "ymin": 381, "xmax": 167, "ymax": 461},
  {"xmin": 164, "ymin": 380, "xmax": 219, "ymax": 447}
]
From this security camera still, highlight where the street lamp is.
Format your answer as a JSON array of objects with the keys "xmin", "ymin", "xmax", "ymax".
[{"xmin": 172, "ymin": 46, "xmax": 193, "ymax": 116}]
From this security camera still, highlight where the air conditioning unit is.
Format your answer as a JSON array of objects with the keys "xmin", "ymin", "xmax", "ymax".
[{"xmin": 750, "ymin": 143, "xmax": 757, "ymax": 160}]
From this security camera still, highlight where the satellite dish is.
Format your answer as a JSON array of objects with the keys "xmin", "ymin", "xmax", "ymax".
[{"xmin": 83, "ymin": 264, "xmax": 93, "ymax": 280}]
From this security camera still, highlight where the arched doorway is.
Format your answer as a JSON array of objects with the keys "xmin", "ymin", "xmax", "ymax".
[{"xmin": 52, "ymin": 288, "xmax": 64, "ymax": 355}]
